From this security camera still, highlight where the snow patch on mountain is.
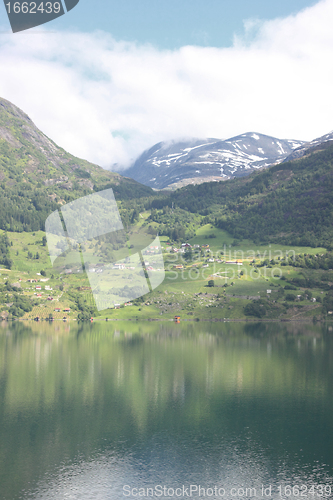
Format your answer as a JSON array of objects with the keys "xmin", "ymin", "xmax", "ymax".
[
  {"xmin": 122, "ymin": 132, "xmax": 306, "ymax": 190},
  {"xmin": 283, "ymin": 131, "xmax": 333, "ymax": 163}
]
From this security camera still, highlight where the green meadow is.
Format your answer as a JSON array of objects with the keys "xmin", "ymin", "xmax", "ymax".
[{"xmin": 0, "ymin": 219, "xmax": 330, "ymax": 322}]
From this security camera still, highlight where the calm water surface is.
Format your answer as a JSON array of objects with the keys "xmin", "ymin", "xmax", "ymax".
[{"xmin": 0, "ymin": 321, "xmax": 332, "ymax": 500}]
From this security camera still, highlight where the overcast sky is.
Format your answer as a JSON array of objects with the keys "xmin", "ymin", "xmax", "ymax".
[{"xmin": 0, "ymin": 0, "xmax": 332, "ymax": 170}]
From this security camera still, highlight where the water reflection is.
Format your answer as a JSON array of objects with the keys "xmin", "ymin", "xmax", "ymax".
[{"xmin": 0, "ymin": 322, "xmax": 332, "ymax": 499}]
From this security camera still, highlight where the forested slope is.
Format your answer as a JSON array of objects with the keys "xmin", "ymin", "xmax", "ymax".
[
  {"xmin": 151, "ymin": 142, "xmax": 333, "ymax": 247},
  {"xmin": 0, "ymin": 97, "xmax": 152, "ymax": 232}
]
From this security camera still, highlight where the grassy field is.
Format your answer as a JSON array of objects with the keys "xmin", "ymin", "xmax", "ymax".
[
  {"xmin": 0, "ymin": 219, "xmax": 331, "ymax": 322},
  {"xmin": 189, "ymin": 225, "xmax": 326, "ymax": 257}
]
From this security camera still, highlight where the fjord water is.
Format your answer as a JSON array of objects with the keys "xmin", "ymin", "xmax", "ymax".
[{"xmin": 0, "ymin": 322, "xmax": 332, "ymax": 500}]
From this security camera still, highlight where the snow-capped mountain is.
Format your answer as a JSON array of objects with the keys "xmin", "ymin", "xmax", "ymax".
[
  {"xmin": 283, "ymin": 131, "xmax": 333, "ymax": 162},
  {"xmin": 123, "ymin": 133, "xmax": 305, "ymax": 189}
]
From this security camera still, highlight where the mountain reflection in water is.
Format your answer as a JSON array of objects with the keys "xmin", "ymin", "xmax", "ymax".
[{"xmin": 0, "ymin": 321, "xmax": 332, "ymax": 499}]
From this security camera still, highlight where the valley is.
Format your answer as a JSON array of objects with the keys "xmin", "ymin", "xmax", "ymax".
[{"xmin": 1, "ymin": 96, "xmax": 333, "ymax": 323}]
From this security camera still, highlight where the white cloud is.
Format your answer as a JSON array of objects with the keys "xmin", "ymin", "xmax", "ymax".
[{"xmin": 0, "ymin": 0, "xmax": 333, "ymax": 170}]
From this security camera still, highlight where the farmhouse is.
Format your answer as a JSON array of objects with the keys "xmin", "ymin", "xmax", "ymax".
[{"xmin": 112, "ymin": 263, "xmax": 125, "ymax": 270}]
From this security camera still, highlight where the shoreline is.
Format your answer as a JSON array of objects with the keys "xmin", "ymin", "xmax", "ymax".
[{"xmin": 2, "ymin": 317, "xmax": 327, "ymax": 323}]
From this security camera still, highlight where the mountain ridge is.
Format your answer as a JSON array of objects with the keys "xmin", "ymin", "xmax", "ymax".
[
  {"xmin": 283, "ymin": 131, "xmax": 333, "ymax": 162},
  {"xmin": 0, "ymin": 96, "xmax": 153, "ymax": 232},
  {"xmin": 122, "ymin": 132, "xmax": 305, "ymax": 189}
]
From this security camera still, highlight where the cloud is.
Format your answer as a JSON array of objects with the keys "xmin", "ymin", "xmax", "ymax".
[{"xmin": 0, "ymin": 0, "xmax": 333, "ymax": 170}]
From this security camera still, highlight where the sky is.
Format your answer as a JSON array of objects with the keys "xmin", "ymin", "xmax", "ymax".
[
  {"xmin": 35, "ymin": 0, "xmax": 319, "ymax": 49},
  {"xmin": 0, "ymin": 0, "xmax": 332, "ymax": 170}
]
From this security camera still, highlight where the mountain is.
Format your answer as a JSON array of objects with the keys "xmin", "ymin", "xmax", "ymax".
[
  {"xmin": 151, "ymin": 139, "xmax": 333, "ymax": 248},
  {"xmin": 283, "ymin": 131, "xmax": 333, "ymax": 162},
  {"xmin": 0, "ymin": 97, "xmax": 152, "ymax": 232},
  {"xmin": 122, "ymin": 133, "xmax": 305, "ymax": 190}
]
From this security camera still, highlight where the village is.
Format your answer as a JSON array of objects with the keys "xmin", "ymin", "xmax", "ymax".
[{"xmin": 0, "ymin": 223, "xmax": 330, "ymax": 322}]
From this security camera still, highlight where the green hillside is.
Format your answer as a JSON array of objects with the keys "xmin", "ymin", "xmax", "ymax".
[
  {"xmin": 151, "ymin": 141, "xmax": 333, "ymax": 247},
  {"xmin": 0, "ymin": 97, "xmax": 153, "ymax": 232}
]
